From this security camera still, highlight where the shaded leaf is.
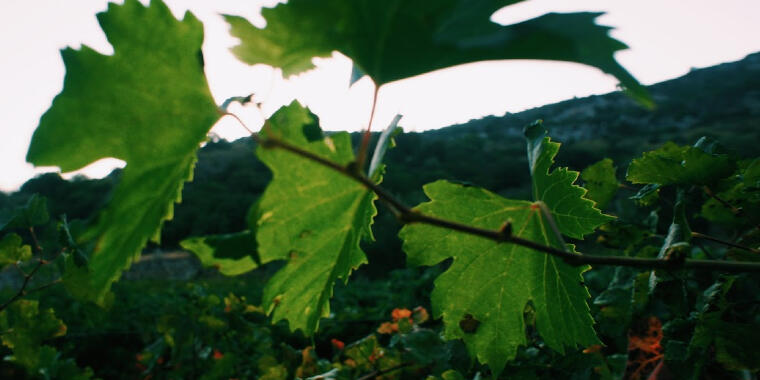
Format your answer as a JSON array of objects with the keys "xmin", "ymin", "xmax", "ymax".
[
  {"xmin": 254, "ymin": 102, "xmax": 377, "ymax": 334},
  {"xmin": 26, "ymin": 0, "xmax": 220, "ymax": 303},
  {"xmin": 626, "ymin": 142, "xmax": 735, "ymax": 186},
  {"xmin": 1, "ymin": 194, "xmax": 50, "ymax": 231},
  {"xmin": 581, "ymin": 158, "xmax": 619, "ymax": 209},
  {"xmin": 701, "ymin": 158, "xmax": 760, "ymax": 226},
  {"xmin": 181, "ymin": 231, "xmax": 258, "ymax": 276},
  {"xmin": 225, "ymin": 0, "xmax": 651, "ymax": 106},
  {"xmin": 0, "ymin": 300, "xmax": 68, "ymax": 371}
]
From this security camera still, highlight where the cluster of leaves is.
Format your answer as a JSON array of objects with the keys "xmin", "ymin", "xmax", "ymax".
[
  {"xmin": 14, "ymin": 0, "xmax": 760, "ymax": 378},
  {"xmin": 0, "ymin": 197, "xmax": 94, "ymax": 378}
]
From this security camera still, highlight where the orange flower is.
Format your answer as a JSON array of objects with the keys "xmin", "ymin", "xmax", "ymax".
[
  {"xmin": 213, "ymin": 349, "xmax": 224, "ymax": 360},
  {"xmin": 331, "ymin": 338, "xmax": 345, "ymax": 350},
  {"xmin": 391, "ymin": 308, "xmax": 412, "ymax": 321}
]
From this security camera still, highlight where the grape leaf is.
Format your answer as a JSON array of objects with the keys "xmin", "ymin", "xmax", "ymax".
[
  {"xmin": 181, "ymin": 231, "xmax": 258, "ymax": 276},
  {"xmin": 581, "ymin": 158, "xmax": 619, "ymax": 210},
  {"xmin": 525, "ymin": 121, "xmax": 613, "ymax": 238},
  {"xmin": 25, "ymin": 0, "xmax": 219, "ymax": 303},
  {"xmin": 225, "ymin": 0, "xmax": 651, "ymax": 107},
  {"xmin": 0, "ymin": 195, "xmax": 50, "ymax": 231},
  {"xmin": 0, "ymin": 300, "xmax": 67, "ymax": 371},
  {"xmin": 626, "ymin": 141, "xmax": 735, "ymax": 186},
  {"xmin": 701, "ymin": 158, "xmax": 760, "ymax": 226},
  {"xmin": 399, "ymin": 181, "xmax": 600, "ymax": 375},
  {"xmin": 254, "ymin": 102, "xmax": 377, "ymax": 334},
  {"xmin": 399, "ymin": 124, "xmax": 609, "ymax": 374},
  {"xmin": 0, "ymin": 233, "xmax": 32, "ymax": 267}
]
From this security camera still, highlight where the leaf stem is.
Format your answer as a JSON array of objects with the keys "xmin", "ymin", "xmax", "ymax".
[
  {"xmin": 356, "ymin": 85, "xmax": 380, "ymax": 172},
  {"xmin": 691, "ymin": 231, "xmax": 759, "ymax": 254},
  {"xmin": 222, "ymin": 112, "xmax": 760, "ymax": 274},
  {"xmin": 702, "ymin": 186, "xmax": 742, "ymax": 215}
]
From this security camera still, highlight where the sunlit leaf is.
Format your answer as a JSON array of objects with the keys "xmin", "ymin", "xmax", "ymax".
[
  {"xmin": 25, "ymin": 0, "xmax": 220, "ymax": 303},
  {"xmin": 254, "ymin": 102, "xmax": 377, "ymax": 334},
  {"xmin": 225, "ymin": 0, "xmax": 651, "ymax": 106}
]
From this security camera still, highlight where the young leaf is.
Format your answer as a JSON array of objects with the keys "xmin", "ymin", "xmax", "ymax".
[
  {"xmin": 0, "ymin": 233, "xmax": 32, "ymax": 266},
  {"xmin": 399, "ymin": 181, "xmax": 600, "ymax": 375},
  {"xmin": 581, "ymin": 158, "xmax": 619, "ymax": 209},
  {"xmin": 181, "ymin": 231, "xmax": 258, "ymax": 276},
  {"xmin": 25, "ymin": 0, "xmax": 220, "ymax": 304},
  {"xmin": 626, "ymin": 141, "xmax": 735, "ymax": 186},
  {"xmin": 525, "ymin": 121, "xmax": 614, "ymax": 238},
  {"xmin": 254, "ymin": 102, "xmax": 378, "ymax": 334},
  {"xmin": 225, "ymin": 0, "xmax": 651, "ymax": 106}
]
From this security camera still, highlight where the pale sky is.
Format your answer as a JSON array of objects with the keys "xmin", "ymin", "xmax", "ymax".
[{"xmin": 1, "ymin": 0, "xmax": 759, "ymax": 192}]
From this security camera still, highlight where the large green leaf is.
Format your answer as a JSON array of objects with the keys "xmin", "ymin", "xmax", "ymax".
[
  {"xmin": 399, "ymin": 125, "xmax": 607, "ymax": 374},
  {"xmin": 399, "ymin": 181, "xmax": 600, "ymax": 375},
  {"xmin": 525, "ymin": 122, "xmax": 614, "ymax": 238},
  {"xmin": 626, "ymin": 141, "xmax": 735, "ymax": 186},
  {"xmin": 225, "ymin": 0, "xmax": 651, "ymax": 106},
  {"xmin": 25, "ymin": 0, "xmax": 219, "ymax": 303},
  {"xmin": 254, "ymin": 102, "xmax": 377, "ymax": 334}
]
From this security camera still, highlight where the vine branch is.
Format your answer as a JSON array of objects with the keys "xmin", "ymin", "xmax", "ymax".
[{"xmin": 221, "ymin": 112, "xmax": 760, "ymax": 274}]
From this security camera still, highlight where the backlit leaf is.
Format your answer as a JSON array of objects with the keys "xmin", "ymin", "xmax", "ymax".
[
  {"xmin": 399, "ymin": 181, "xmax": 600, "ymax": 375},
  {"xmin": 26, "ymin": 0, "xmax": 220, "ymax": 303},
  {"xmin": 225, "ymin": 0, "xmax": 651, "ymax": 106},
  {"xmin": 254, "ymin": 102, "xmax": 377, "ymax": 334},
  {"xmin": 399, "ymin": 124, "xmax": 609, "ymax": 374}
]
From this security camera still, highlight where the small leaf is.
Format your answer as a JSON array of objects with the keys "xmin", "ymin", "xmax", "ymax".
[
  {"xmin": 26, "ymin": 0, "xmax": 220, "ymax": 304},
  {"xmin": 254, "ymin": 102, "xmax": 378, "ymax": 334},
  {"xmin": 181, "ymin": 231, "xmax": 258, "ymax": 276},
  {"xmin": 525, "ymin": 121, "xmax": 613, "ymax": 238},
  {"xmin": 626, "ymin": 141, "xmax": 735, "ymax": 186},
  {"xmin": 581, "ymin": 158, "xmax": 619, "ymax": 209},
  {"xmin": 0, "ymin": 233, "xmax": 32, "ymax": 266}
]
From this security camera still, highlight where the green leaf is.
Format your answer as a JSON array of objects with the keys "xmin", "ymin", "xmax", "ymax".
[
  {"xmin": 225, "ymin": 0, "xmax": 651, "ymax": 106},
  {"xmin": 0, "ymin": 300, "xmax": 67, "ymax": 371},
  {"xmin": 701, "ymin": 158, "xmax": 760, "ymax": 226},
  {"xmin": 181, "ymin": 231, "xmax": 258, "ymax": 276},
  {"xmin": 626, "ymin": 141, "xmax": 735, "ymax": 186},
  {"xmin": 399, "ymin": 181, "xmax": 600, "ymax": 375},
  {"xmin": 580, "ymin": 158, "xmax": 619, "ymax": 210},
  {"xmin": 26, "ymin": 0, "xmax": 219, "ymax": 304},
  {"xmin": 525, "ymin": 121, "xmax": 613, "ymax": 239},
  {"xmin": 1, "ymin": 194, "xmax": 50, "ymax": 231},
  {"xmin": 0, "ymin": 233, "xmax": 32, "ymax": 266},
  {"xmin": 254, "ymin": 102, "xmax": 377, "ymax": 334}
]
